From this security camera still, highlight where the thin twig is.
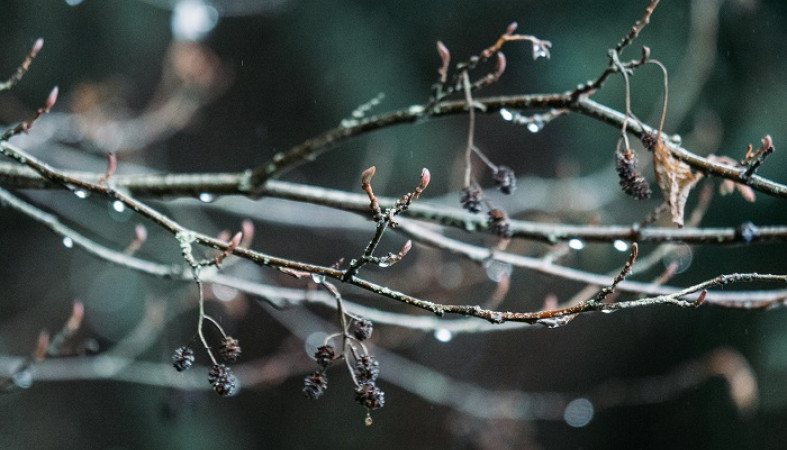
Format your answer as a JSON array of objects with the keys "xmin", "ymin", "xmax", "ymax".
[{"xmin": 0, "ymin": 38, "xmax": 44, "ymax": 91}]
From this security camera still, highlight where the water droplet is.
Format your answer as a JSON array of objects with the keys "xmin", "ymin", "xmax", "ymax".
[
  {"xmin": 564, "ymin": 398, "xmax": 594, "ymax": 427},
  {"xmin": 377, "ymin": 259, "xmax": 392, "ymax": 268},
  {"xmin": 408, "ymin": 104, "xmax": 425, "ymax": 116},
  {"xmin": 108, "ymin": 199, "xmax": 132, "ymax": 223},
  {"xmin": 74, "ymin": 189, "xmax": 89, "ymax": 199},
  {"xmin": 340, "ymin": 118, "xmax": 359, "ymax": 128},
  {"xmin": 600, "ymin": 308, "xmax": 616, "ymax": 314},
  {"xmin": 11, "ymin": 369, "xmax": 33, "ymax": 389},
  {"xmin": 499, "ymin": 108, "xmax": 514, "ymax": 121},
  {"xmin": 310, "ymin": 273, "xmax": 326, "ymax": 284},
  {"xmin": 488, "ymin": 311, "xmax": 504, "ymax": 324},
  {"xmin": 112, "ymin": 200, "xmax": 125, "ymax": 213},
  {"xmin": 736, "ymin": 221, "xmax": 756, "ymax": 243},
  {"xmin": 434, "ymin": 328, "xmax": 453, "ymax": 342},
  {"xmin": 526, "ymin": 120, "xmax": 545, "ymax": 133},
  {"xmin": 662, "ymin": 243, "xmax": 693, "ymax": 274},
  {"xmin": 484, "ymin": 259, "xmax": 512, "ymax": 282},
  {"xmin": 536, "ymin": 316, "xmax": 571, "ymax": 328},
  {"xmin": 198, "ymin": 192, "xmax": 215, "ymax": 203},
  {"xmin": 62, "ymin": 237, "xmax": 74, "ymax": 248},
  {"xmin": 613, "ymin": 239, "xmax": 629, "ymax": 252},
  {"xmin": 568, "ymin": 238, "xmax": 585, "ymax": 250},
  {"xmin": 532, "ymin": 42, "xmax": 551, "ymax": 60}
]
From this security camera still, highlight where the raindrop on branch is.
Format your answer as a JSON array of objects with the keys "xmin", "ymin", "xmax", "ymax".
[
  {"xmin": 111, "ymin": 200, "xmax": 125, "ymax": 213},
  {"xmin": 108, "ymin": 199, "xmax": 132, "ymax": 222},
  {"xmin": 526, "ymin": 120, "xmax": 545, "ymax": 133},
  {"xmin": 11, "ymin": 369, "xmax": 33, "ymax": 389},
  {"xmin": 532, "ymin": 41, "xmax": 551, "ymax": 60},
  {"xmin": 536, "ymin": 316, "xmax": 571, "ymax": 328},
  {"xmin": 499, "ymin": 108, "xmax": 514, "ymax": 121}
]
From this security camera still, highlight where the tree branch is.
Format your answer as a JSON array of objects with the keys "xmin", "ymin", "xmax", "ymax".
[{"xmin": 1, "ymin": 162, "xmax": 784, "ymax": 245}]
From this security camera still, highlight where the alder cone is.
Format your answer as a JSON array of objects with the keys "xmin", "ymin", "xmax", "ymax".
[{"xmin": 615, "ymin": 148, "xmax": 651, "ymax": 200}]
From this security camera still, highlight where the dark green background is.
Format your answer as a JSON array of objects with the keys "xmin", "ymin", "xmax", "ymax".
[{"xmin": 1, "ymin": 0, "xmax": 786, "ymax": 448}]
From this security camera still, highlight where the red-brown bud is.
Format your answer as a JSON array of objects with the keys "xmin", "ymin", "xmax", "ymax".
[
  {"xmin": 134, "ymin": 224, "xmax": 148, "ymax": 243},
  {"xmin": 400, "ymin": 240, "xmax": 412, "ymax": 256},
  {"xmin": 45, "ymin": 86, "xmax": 59, "ymax": 112},
  {"xmin": 241, "ymin": 219, "xmax": 255, "ymax": 246},
  {"xmin": 436, "ymin": 40, "xmax": 451, "ymax": 83},
  {"xmin": 494, "ymin": 52, "xmax": 507, "ymax": 80},
  {"xmin": 32, "ymin": 38, "xmax": 44, "ymax": 56},
  {"xmin": 419, "ymin": 168, "xmax": 431, "ymax": 190},
  {"xmin": 361, "ymin": 166, "xmax": 376, "ymax": 185}
]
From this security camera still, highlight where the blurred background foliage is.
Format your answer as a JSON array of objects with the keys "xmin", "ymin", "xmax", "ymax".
[{"xmin": 1, "ymin": 0, "xmax": 786, "ymax": 448}]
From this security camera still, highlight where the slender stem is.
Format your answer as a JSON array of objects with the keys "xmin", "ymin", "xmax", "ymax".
[
  {"xmin": 195, "ymin": 275, "xmax": 218, "ymax": 365},
  {"xmin": 462, "ymin": 70, "xmax": 475, "ymax": 187},
  {"xmin": 203, "ymin": 315, "xmax": 228, "ymax": 339},
  {"xmin": 343, "ymin": 220, "xmax": 389, "ymax": 280}
]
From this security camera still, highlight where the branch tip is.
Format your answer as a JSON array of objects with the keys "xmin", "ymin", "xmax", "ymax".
[
  {"xmin": 32, "ymin": 38, "xmax": 44, "ymax": 56},
  {"xmin": 361, "ymin": 166, "xmax": 376, "ymax": 185},
  {"xmin": 135, "ymin": 224, "xmax": 148, "ymax": 242},
  {"xmin": 494, "ymin": 52, "xmax": 507, "ymax": 80},
  {"xmin": 695, "ymin": 290, "xmax": 707, "ymax": 306},
  {"xmin": 436, "ymin": 41, "xmax": 450, "ymax": 83},
  {"xmin": 401, "ymin": 240, "xmax": 412, "ymax": 256},
  {"xmin": 98, "ymin": 152, "xmax": 117, "ymax": 185},
  {"xmin": 45, "ymin": 86, "xmax": 59, "ymax": 112},
  {"xmin": 33, "ymin": 330, "xmax": 50, "ymax": 362},
  {"xmin": 419, "ymin": 168, "xmax": 431, "ymax": 190}
]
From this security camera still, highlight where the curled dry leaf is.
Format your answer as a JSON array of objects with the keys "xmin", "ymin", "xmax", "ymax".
[{"xmin": 650, "ymin": 137, "xmax": 702, "ymax": 227}]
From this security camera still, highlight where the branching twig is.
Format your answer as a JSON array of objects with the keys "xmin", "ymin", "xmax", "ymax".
[
  {"xmin": 588, "ymin": 243, "xmax": 639, "ymax": 304},
  {"xmin": 0, "ymin": 86, "xmax": 58, "ymax": 141}
]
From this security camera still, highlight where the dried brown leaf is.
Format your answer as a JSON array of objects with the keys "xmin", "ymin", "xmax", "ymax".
[{"xmin": 652, "ymin": 138, "xmax": 702, "ymax": 227}]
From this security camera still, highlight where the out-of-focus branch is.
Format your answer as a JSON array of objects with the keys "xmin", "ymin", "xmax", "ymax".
[
  {"xmin": 6, "ymin": 301, "xmax": 751, "ymax": 426},
  {"xmin": 1, "ymin": 162, "xmax": 784, "ymax": 245}
]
